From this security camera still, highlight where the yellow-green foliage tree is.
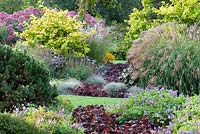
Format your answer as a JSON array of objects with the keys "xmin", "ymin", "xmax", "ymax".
[
  {"xmin": 155, "ymin": 0, "xmax": 200, "ymax": 24},
  {"xmin": 21, "ymin": 8, "xmax": 90, "ymax": 57},
  {"xmin": 126, "ymin": 0, "xmax": 159, "ymax": 40},
  {"xmin": 126, "ymin": 0, "xmax": 200, "ymax": 41}
]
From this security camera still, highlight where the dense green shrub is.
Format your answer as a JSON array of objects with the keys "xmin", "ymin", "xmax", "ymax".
[
  {"xmin": 25, "ymin": 0, "xmax": 39, "ymax": 7},
  {"xmin": 89, "ymin": 0, "xmax": 141, "ymax": 24},
  {"xmin": 64, "ymin": 55, "xmax": 95, "ymax": 80},
  {"xmin": 113, "ymin": 40, "xmax": 131, "ymax": 60},
  {"xmin": 40, "ymin": 0, "xmax": 141, "ymax": 24},
  {"xmin": 127, "ymin": 23, "xmax": 200, "ymax": 95},
  {"xmin": 21, "ymin": 8, "xmax": 90, "ymax": 57},
  {"xmin": 112, "ymin": 89, "xmax": 186, "ymax": 126},
  {"xmin": 0, "ymin": 113, "xmax": 44, "ymax": 134},
  {"xmin": 0, "ymin": 0, "xmax": 24, "ymax": 13},
  {"xmin": 107, "ymin": 23, "xmax": 128, "ymax": 60},
  {"xmin": 0, "ymin": 45, "xmax": 58, "ymax": 111},
  {"xmin": 0, "ymin": 0, "xmax": 41, "ymax": 13},
  {"xmin": 43, "ymin": 0, "xmax": 77, "ymax": 11}
]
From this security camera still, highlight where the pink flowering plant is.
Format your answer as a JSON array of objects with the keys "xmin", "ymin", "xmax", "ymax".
[
  {"xmin": 67, "ymin": 11, "xmax": 96, "ymax": 26},
  {"xmin": 66, "ymin": 11, "xmax": 113, "ymax": 64},
  {"xmin": 66, "ymin": 10, "xmax": 109, "ymax": 38},
  {"xmin": 0, "ymin": 7, "xmax": 42, "ymax": 44}
]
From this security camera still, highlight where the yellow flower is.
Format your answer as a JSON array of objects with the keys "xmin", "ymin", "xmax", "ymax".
[{"xmin": 103, "ymin": 52, "xmax": 115, "ymax": 63}]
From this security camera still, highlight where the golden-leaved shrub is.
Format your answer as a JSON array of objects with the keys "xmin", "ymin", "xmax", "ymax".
[{"xmin": 21, "ymin": 8, "xmax": 90, "ymax": 57}]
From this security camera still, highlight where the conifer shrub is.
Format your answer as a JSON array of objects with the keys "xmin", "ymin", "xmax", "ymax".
[{"xmin": 0, "ymin": 45, "xmax": 58, "ymax": 111}]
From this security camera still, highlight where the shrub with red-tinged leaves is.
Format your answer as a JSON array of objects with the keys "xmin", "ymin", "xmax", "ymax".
[
  {"xmin": 73, "ymin": 84, "xmax": 108, "ymax": 97},
  {"xmin": 72, "ymin": 105, "xmax": 120, "ymax": 134},
  {"xmin": 73, "ymin": 105, "xmax": 158, "ymax": 134},
  {"xmin": 0, "ymin": 7, "xmax": 42, "ymax": 44},
  {"xmin": 102, "ymin": 63, "xmax": 128, "ymax": 82}
]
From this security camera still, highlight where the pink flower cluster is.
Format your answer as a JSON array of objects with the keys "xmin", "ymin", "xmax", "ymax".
[
  {"xmin": 84, "ymin": 14, "xmax": 96, "ymax": 26},
  {"xmin": 67, "ymin": 11, "xmax": 77, "ymax": 18},
  {"xmin": 67, "ymin": 11, "xmax": 96, "ymax": 26},
  {"xmin": 0, "ymin": 7, "xmax": 42, "ymax": 44}
]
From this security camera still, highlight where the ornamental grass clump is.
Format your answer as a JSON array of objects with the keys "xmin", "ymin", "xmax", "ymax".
[
  {"xmin": 86, "ymin": 20, "xmax": 113, "ymax": 64},
  {"xmin": 127, "ymin": 23, "xmax": 200, "ymax": 95},
  {"xmin": 65, "ymin": 55, "xmax": 96, "ymax": 80}
]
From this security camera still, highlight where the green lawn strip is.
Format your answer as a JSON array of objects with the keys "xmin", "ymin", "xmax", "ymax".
[
  {"xmin": 113, "ymin": 60, "xmax": 127, "ymax": 64},
  {"xmin": 58, "ymin": 95, "xmax": 125, "ymax": 107}
]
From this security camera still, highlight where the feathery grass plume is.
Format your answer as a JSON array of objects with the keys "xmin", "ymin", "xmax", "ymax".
[{"xmin": 127, "ymin": 23, "xmax": 200, "ymax": 95}]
